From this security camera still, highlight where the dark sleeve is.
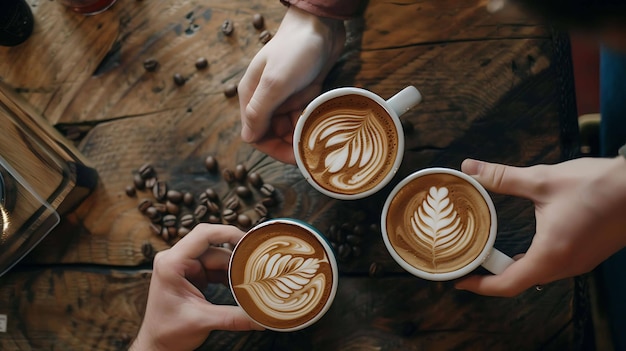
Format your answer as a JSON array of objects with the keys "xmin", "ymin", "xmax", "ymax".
[{"xmin": 280, "ymin": 0, "xmax": 365, "ymax": 19}]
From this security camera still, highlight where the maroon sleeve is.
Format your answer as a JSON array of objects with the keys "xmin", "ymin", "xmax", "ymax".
[{"xmin": 280, "ymin": 0, "xmax": 364, "ymax": 19}]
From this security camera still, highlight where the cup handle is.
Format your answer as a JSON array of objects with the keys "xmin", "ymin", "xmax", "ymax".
[
  {"xmin": 481, "ymin": 248, "xmax": 515, "ymax": 275},
  {"xmin": 385, "ymin": 86, "xmax": 422, "ymax": 117}
]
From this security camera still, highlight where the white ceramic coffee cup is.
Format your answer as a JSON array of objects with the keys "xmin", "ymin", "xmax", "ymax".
[
  {"xmin": 293, "ymin": 86, "xmax": 422, "ymax": 200},
  {"xmin": 228, "ymin": 218, "xmax": 339, "ymax": 332},
  {"xmin": 381, "ymin": 168, "xmax": 514, "ymax": 281}
]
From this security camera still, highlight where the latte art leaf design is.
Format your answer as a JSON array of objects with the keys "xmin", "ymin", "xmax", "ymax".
[
  {"xmin": 307, "ymin": 108, "xmax": 387, "ymax": 191},
  {"xmin": 236, "ymin": 236, "xmax": 328, "ymax": 321},
  {"xmin": 410, "ymin": 186, "xmax": 475, "ymax": 269}
]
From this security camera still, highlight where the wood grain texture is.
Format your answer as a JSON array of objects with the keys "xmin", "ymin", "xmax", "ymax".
[
  {"xmin": 0, "ymin": 0, "xmax": 586, "ymax": 349},
  {"xmin": 0, "ymin": 268, "xmax": 578, "ymax": 351}
]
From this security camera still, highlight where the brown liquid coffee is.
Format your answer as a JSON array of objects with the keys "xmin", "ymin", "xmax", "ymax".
[
  {"xmin": 298, "ymin": 94, "xmax": 399, "ymax": 196},
  {"xmin": 230, "ymin": 221, "xmax": 334, "ymax": 330},
  {"xmin": 385, "ymin": 173, "xmax": 491, "ymax": 274}
]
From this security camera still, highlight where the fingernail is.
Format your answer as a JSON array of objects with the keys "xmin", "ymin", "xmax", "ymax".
[
  {"xmin": 462, "ymin": 159, "xmax": 484, "ymax": 176},
  {"xmin": 454, "ymin": 283, "xmax": 466, "ymax": 290},
  {"xmin": 241, "ymin": 125, "xmax": 253, "ymax": 142}
]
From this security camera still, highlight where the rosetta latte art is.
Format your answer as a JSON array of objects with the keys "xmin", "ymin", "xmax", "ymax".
[
  {"xmin": 307, "ymin": 108, "xmax": 388, "ymax": 191},
  {"xmin": 410, "ymin": 186, "xmax": 475, "ymax": 270},
  {"xmin": 235, "ymin": 236, "xmax": 328, "ymax": 321}
]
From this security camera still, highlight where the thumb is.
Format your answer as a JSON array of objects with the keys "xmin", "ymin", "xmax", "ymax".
[
  {"xmin": 461, "ymin": 159, "xmax": 542, "ymax": 200},
  {"xmin": 203, "ymin": 305, "xmax": 265, "ymax": 332},
  {"xmin": 454, "ymin": 255, "xmax": 541, "ymax": 297}
]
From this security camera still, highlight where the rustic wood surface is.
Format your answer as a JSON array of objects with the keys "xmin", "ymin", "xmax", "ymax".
[{"xmin": 0, "ymin": 0, "xmax": 587, "ymax": 350}]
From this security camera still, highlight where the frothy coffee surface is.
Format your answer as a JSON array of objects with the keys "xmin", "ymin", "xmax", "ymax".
[
  {"xmin": 386, "ymin": 173, "xmax": 491, "ymax": 274},
  {"xmin": 230, "ymin": 222, "xmax": 334, "ymax": 330},
  {"xmin": 298, "ymin": 94, "xmax": 399, "ymax": 196}
]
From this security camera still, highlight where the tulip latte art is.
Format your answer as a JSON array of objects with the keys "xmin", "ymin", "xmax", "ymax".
[
  {"xmin": 230, "ymin": 221, "xmax": 334, "ymax": 330},
  {"xmin": 298, "ymin": 94, "xmax": 399, "ymax": 195},
  {"xmin": 386, "ymin": 173, "xmax": 491, "ymax": 273}
]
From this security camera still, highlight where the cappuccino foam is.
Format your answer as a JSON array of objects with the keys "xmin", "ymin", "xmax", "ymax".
[
  {"xmin": 230, "ymin": 221, "xmax": 334, "ymax": 330},
  {"xmin": 385, "ymin": 173, "xmax": 491, "ymax": 274},
  {"xmin": 298, "ymin": 94, "xmax": 399, "ymax": 196}
]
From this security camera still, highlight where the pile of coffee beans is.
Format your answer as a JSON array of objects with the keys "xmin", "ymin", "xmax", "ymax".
[
  {"xmin": 126, "ymin": 157, "xmax": 279, "ymax": 244},
  {"xmin": 326, "ymin": 222, "xmax": 379, "ymax": 262}
]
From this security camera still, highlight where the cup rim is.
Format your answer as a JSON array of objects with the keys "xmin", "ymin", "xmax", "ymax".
[
  {"xmin": 228, "ymin": 218, "xmax": 339, "ymax": 332},
  {"xmin": 293, "ymin": 87, "xmax": 405, "ymax": 200},
  {"xmin": 380, "ymin": 168, "xmax": 498, "ymax": 281}
]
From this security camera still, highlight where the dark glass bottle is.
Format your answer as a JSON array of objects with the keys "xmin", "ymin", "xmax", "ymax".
[{"xmin": 0, "ymin": 0, "xmax": 34, "ymax": 47}]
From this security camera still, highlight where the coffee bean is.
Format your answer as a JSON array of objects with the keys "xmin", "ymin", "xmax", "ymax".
[
  {"xmin": 138, "ymin": 163, "xmax": 155, "ymax": 179},
  {"xmin": 234, "ymin": 164, "xmax": 247, "ymax": 181},
  {"xmin": 369, "ymin": 262, "xmax": 383, "ymax": 278},
  {"xmin": 125, "ymin": 185, "xmax": 136, "ymax": 197},
  {"xmin": 180, "ymin": 214, "xmax": 195, "ymax": 228},
  {"xmin": 161, "ymin": 227, "xmax": 170, "ymax": 241},
  {"xmin": 223, "ymin": 209, "xmax": 237, "ymax": 223},
  {"xmin": 138, "ymin": 199, "xmax": 153, "ymax": 212},
  {"xmin": 260, "ymin": 184, "xmax": 275, "ymax": 197},
  {"xmin": 330, "ymin": 241, "xmax": 338, "ymax": 251},
  {"xmin": 223, "ymin": 83, "xmax": 237, "ymax": 98},
  {"xmin": 353, "ymin": 224, "xmax": 365, "ymax": 236},
  {"xmin": 259, "ymin": 30, "xmax": 272, "ymax": 44},
  {"xmin": 150, "ymin": 213, "xmax": 163, "ymax": 224},
  {"xmin": 256, "ymin": 216, "xmax": 267, "ymax": 225},
  {"xmin": 205, "ymin": 156, "xmax": 218, "ymax": 173},
  {"xmin": 261, "ymin": 197, "xmax": 276, "ymax": 207},
  {"xmin": 149, "ymin": 223, "xmax": 161, "ymax": 236},
  {"xmin": 346, "ymin": 235, "xmax": 361, "ymax": 246},
  {"xmin": 369, "ymin": 223, "xmax": 380, "ymax": 233},
  {"xmin": 237, "ymin": 214, "xmax": 252, "ymax": 228},
  {"xmin": 145, "ymin": 177, "xmax": 157, "ymax": 189},
  {"xmin": 208, "ymin": 214, "xmax": 221, "ymax": 224},
  {"xmin": 195, "ymin": 57, "xmax": 208, "ymax": 70},
  {"xmin": 133, "ymin": 174, "xmax": 146, "ymax": 190},
  {"xmin": 352, "ymin": 246, "xmax": 362, "ymax": 257},
  {"xmin": 183, "ymin": 192, "xmax": 194, "ymax": 206},
  {"xmin": 153, "ymin": 203, "xmax": 167, "ymax": 213},
  {"xmin": 235, "ymin": 186, "xmax": 252, "ymax": 199},
  {"xmin": 222, "ymin": 168, "xmax": 235, "ymax": 183},
  {"xmin": 167, "ymin": 190, "xmax": 183, "ymax": 204},
  {"xmin": 247, "ymin": 172, "xmax": 263, "ymax": 188},
  {"xmin": 145, "ymin": 206, "xmax": 159, "ymax": 219},
  {"xmin": 204, "ymin": 188, "xmax": 219, "ymax": 201},
  {"xmin": 163, "ymin": 214, "xmax": 177, "ymax": 227},
  {"xmin": 254, "ymin": 203, "xmax": 268, "ymax": 217},
  {"xmin": 173, "ymin": 73, "xmax": 185, "ymax": 86},
  {"xmin": 194, "ymin": 205, "xmax": 208, "ymax": 220},
  {"xmin": 143, "ymin": 58, "xmax": 159, "ymax": 72},
  {"xmin": 338, "ymin": 244, "xmax": 351, "ymax": 260},
  {"xmin": 221, "ymin": 19, "xmax": 234, "ymax": 35},
  {"xmin": 252, "ymin": 13, "xmax": 264, "ymax": 30},
  {"xmin": 178, "ymin": 227, "xmax": 190, "ymax": 237},
  {"xmin": 153, "ymin": 181, "xmax": 168, "ymax": 201},
  {"xmin": 168, "ymin": 226, "xmax": 178, "ymax": 237},
  {"xmin": 166, "ymin": 201, "xmax": 180, "ymax": 215},
  {"xmin": 224, "ymin": 196, "xmax": 240, "ymax": 210},
  {"xmin": 141, "ymin": 241, "xmax": 155, "ymax": 259},
  {"xmin": 206, "ymin": 200, "xmax": 220, "ymax": 214}
]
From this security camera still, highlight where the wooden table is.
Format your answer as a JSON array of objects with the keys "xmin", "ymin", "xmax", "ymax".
[{"xmin": 0, "ymin": 0, "xmax": 589, "ymax": 349}]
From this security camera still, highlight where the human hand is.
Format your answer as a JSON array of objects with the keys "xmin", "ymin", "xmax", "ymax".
[
  {"xmin": 455, "ymin": 157, "xmax": 626, "ymax": 297},
  {"xmin": 130, "ymin": 224, "xmax": 264, "ymax": 351},
  {"xmin": 239, "ymin": 6, "xmax": 346, "ymax": 164}
]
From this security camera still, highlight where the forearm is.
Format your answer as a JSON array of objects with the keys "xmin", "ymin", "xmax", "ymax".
[{"xmin": 280, "ymin": 0, "xmax": 365, "ymax": 19}]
